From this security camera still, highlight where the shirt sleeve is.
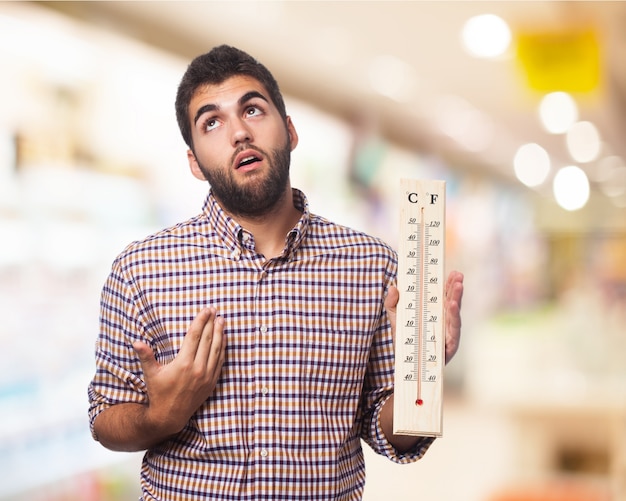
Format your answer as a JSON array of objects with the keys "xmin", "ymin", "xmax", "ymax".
[
  {"xmin": 359, "ymin": 263, "xmax": 436, "ymax": 463},
  {"xmin": 87, "ymin": 259, "xmax": 148, "ymax": 440}
]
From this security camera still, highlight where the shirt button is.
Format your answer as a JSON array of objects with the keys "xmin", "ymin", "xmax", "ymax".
[
  {"xmin": 260, "ymin": 448, "xmax": 268, "ymax": 458},
  {"xmin": 259, "ymin": 325, "xmax": 268, "ymax": 334},
  {"xmin": 261, "ymin": 386, "xmax": 269, "ymax": 395}
]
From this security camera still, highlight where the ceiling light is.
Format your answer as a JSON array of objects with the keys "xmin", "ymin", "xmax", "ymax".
[
  {"xmin": 566, "ymin": 121, "xmax": 601, "ymax": 163},
  {"xmin": 457, "ymin": 110, "xmax": 494, "ymax": 152},
  {"xmin": 553, "ymin": 165, "xmax": 590, "ymax": 211},
  {"xmin": 368, "ymin": 55, "xmax": 418, "ymax": 102},
  {"xmin": 0, "ymin": 12, "xmax": 95, "ymax": 86},
  {"xmin": 610, "ymin": 194, "xmax": 626, "ymax": 208},
  {"xmin": 539, "ymin": 92, "xmax": 578, "ymax": 134},
  {"xmin": 599, "ymin": 165, "xmax": 626, "ymax": 198},
  {"xmin": 513, "ymin": 143, "xmax": 550, "ymax": 187},
  {"xmin": 312, "ymin": 25, "xmax": 352, "ymax": 67},
  {"xmin": 592, "ymin": 155, "xmax": 623, "ymax": 182},
  {"xmin": 435, "ymin": 95, "xmax": 494, "ymax": 152},
  {"xmin": 461, "ymin": 14, "xmax": 511, "ymax": 58}
]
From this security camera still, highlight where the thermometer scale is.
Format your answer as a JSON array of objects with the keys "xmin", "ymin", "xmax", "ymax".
[{"xmin": 393, "ymin": 179, "xmax": 446, "ymax": 437}]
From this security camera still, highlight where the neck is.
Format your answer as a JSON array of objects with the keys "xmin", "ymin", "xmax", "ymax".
[{"xmin": 231, "ymin": 187, "xmax": 302, "ymax": 260}]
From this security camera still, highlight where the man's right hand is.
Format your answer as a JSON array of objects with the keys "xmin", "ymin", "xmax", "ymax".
[
  {"xmin": 93, "ymin": 307, "xmax": 226, "ymax": 452},
  {"xmin": 133, "ymin": 307, "xmax": 227, "ymax": 437}
]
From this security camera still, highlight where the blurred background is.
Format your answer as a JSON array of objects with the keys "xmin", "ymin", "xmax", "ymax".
[{"xmin": 0, "ymin": 1, "xmax": 624, "ymax": 500}]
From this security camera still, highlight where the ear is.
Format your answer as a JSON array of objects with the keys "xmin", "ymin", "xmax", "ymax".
[
  {"xmin": 187, "ymin": 149, "xmax": 207, "ymax": 181},
  {"xmin": 286, "ymin": 116, "xmax": 299, "ymax": 151}
]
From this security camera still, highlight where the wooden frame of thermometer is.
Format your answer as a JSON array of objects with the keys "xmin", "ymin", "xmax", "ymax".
[{"xmin": 393, "ymin": 179, "xmax": 446, "ymax": 437}]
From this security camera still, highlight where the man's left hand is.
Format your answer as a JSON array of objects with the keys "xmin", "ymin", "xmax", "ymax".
[{"xmin": 384, "ymin": 270, "xmax": 464, "ymax": 364}]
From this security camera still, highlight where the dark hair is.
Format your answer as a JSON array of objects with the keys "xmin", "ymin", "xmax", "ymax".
[{"xmin": 175, "ymin": 45, "xmax": 287, "ymax": 149}]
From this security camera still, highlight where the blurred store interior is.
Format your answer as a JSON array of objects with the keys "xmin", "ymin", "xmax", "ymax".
[{"xmin": 0, "ymin": 1, "xmax": 625, "ymax": 500}]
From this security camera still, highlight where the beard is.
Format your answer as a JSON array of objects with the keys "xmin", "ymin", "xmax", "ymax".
[{"xmin": 195, "ymin": 137, "xmax": 292, "ymax": 219}]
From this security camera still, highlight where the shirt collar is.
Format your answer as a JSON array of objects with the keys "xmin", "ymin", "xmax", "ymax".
[
  {"xmin": 287, "ymin": 188, "xmax": 309, "ymax": 257},
  {"xmin": 202, "ymin": 188, "xmax": 310, "ymax": 259}
]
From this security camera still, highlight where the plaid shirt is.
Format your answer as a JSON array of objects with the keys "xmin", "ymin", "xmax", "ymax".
[{"xmin": 88, "ymin": 189, "xmax": 434, "ymax": 500}]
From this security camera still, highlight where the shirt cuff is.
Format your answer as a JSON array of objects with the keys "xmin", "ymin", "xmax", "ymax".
[{"xmin": 371, "ymin": 393, "xmax": 436, "ymax": 464}]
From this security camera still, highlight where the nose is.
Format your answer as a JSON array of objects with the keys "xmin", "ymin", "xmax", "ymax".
[{"xmin": 231, "ymin": 117, "xmax": 253, "ymax": 146}]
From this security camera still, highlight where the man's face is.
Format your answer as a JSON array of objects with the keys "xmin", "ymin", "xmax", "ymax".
[{"xmin": 187, "ymin": 75, "xmax": 298, "ymax": 218}]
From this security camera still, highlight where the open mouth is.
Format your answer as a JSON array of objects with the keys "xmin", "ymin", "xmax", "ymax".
[
  {"xmin": 237, "ymin": 155, "xmax": 261, "ymax": 169},
  {"xmin": 234, "ymin": 149, "xmax": 264, "ymax": 170}
]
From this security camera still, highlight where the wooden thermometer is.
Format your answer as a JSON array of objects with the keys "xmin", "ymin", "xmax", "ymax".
[{"xmin": 393, "ymin": 178, "xmax": 446, "ymax": 437}]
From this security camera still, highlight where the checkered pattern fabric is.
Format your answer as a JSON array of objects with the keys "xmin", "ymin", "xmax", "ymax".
[{"xmin": 88, "ymin": 189, "xmax": 434, "ymax": 500}]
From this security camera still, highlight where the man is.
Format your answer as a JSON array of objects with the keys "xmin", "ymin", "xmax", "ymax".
[{"xmin": 88, "ymin": 45, "xmax": 464, "ymax": 500}]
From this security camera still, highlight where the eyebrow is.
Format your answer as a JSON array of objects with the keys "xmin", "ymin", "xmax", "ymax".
[{"xmin": 193, "ymin": 90, "xmax": 270, "ymax": 126}]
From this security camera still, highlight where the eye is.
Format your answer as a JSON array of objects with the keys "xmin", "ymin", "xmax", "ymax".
[
  {"xmin": 203, "ymin": 117, "xmax": 220, "ymax": 132},
  {"xmin": 245, "ymin": 105, "xmax": 263, "ymax": 118}
]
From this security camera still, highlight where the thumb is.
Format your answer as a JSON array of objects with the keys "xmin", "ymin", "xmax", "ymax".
[
  {"xmin": 132, "ymin": 341, "xmax": 159, "ymax": 377},
  {"xmin": 384, "ymin": 285, "xmax": 399, "ymax": 334}
]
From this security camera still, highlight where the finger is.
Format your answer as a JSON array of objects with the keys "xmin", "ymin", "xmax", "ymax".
[
  {"xmin": 384, "ymin": 285, "xmax": 399, "ymax": 328},
  {"xmin": 445, "ymin": 304, "xmax": 461, "ymax": 364},
  {"xmin": 384, "ymin": 285, "xmax": 399, "ymax": 311},
  {"xmin": 206, "ymin": 316, "xmax": 225, "ymax": 374},
  {"xmin": 445, "ymin": 270, "xmax": 461, "ymax": 291},
  {"xmin": 384, "ymin": 285, "xmax": 399, "ymax": 348},
  {"xmin": 133, "ymin": 341, "xmax": 159, "ymax": 378},
  {"xmin": 445, "ymin": 275, "xmax": 462, "ymax": 331},
  {"xmin": 445, "ymin": 271, "xmax": 464, "ymax": 307},
  {"xmin": 452, "ymin": 271, "xmax": 464, "ymax": 306},
  {"xmin": 195, "ymin": 307, "xmax": 218, "ymax": 364},
  {"xmin": 208, "ymin": 341, "xmax": 227, "ymax": 391},
  {"xmin": 444, "ymin": 274, "xmax": 463, "ymax": 364},
  {"xmin": 179, "ymin": 308, "xmax": 212, "ymax": 359},
  {"xmin": 446, "ymin": 299, "xmax": 462, "ymax": 331}
]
